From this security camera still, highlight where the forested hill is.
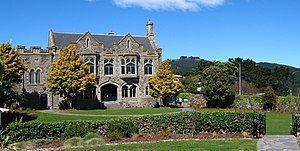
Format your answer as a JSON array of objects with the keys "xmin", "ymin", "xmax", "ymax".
[
  {"xmin": 258, "ymin": 62, "xmax": 300, "ymax": 83},
  {"xmin": 169, "ymin": 57, "xmax": 200, "ymax": 73},
  {"xmin": 169, "ymin": 58, "xmax": 300, "ymax": 81}
]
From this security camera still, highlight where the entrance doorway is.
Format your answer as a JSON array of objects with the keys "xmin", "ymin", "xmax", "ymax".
[
  {"xmin": 101, "ymin": 84, "xmax": 118, "ymax": 101},
  {"xmin": 40, "ymin": 93, "xmax": 48, "ymax": 109}
]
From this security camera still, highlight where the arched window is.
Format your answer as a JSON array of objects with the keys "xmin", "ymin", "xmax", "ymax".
[
  {"xmin": 104, "ymin": 64, "xmax": 113, "ymax": 75},
  {"xmin": 144, "ymin": 64, "xmax": 152, "ymax": 75},
  {"xmin": 121, "ymin": 58, "xmax": 136, "ymax": 75},
  {"xmin": 130, "ymin": 85, "xmax": 137, "ymax": 97},
  {"xmin": 145, "ymin": 86, "xmax": 149, "ymax": 95},
  {"xmin": 126, "ymin": 63, "xmax": 135, "ymax": 74},
  {"xmin": 29, "ymin": 69, "xmax": 35, "ymax": 84},
  {"xmin": 36, "ymin": 69, "xmax": 41, "ymax": 84},
  {"xmin": 126, "ymin": 39, "xmax": 130, "ymax": 49},
  {"xmin": 87, "ymin": 63, "xmax": 94, "ymax": 73},
  {"xmin": 86, "ymin": 38, "xmax": 90, "ymax": 48},
  {"xmin": 122, "ymin": 86, "xmax": 128, "ymax": 98}
]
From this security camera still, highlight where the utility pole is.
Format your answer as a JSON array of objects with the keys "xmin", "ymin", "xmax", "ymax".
[{"xmin": 238, "ymin": 63, "xmax": 242, "ymax": 95}]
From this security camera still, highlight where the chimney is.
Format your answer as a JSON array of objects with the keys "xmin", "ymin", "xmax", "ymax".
[
  {"xmin": 146, "ymin": 19, "xmax": 154, "ymax": 40},
  {"xmin": 108, "ymin": 30, "xmax": 115, "ymax": 35},
  {"xmin": 48, "ymin": 29, "xmax": 55, "ymax": 48}
]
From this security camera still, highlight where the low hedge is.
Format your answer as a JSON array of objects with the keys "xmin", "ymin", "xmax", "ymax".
[
  {"xmin": 233, "ymin": 95, "xmax": 299, "ymax": 112},
  {"xmin": 0, "ymin": 110, "xmax": 265, "ymax": 147}
]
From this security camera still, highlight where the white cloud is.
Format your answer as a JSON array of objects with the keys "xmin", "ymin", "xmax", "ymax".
[{"xmin": 113, "ymin": 0, "xmax": 224, "ymax": 11}]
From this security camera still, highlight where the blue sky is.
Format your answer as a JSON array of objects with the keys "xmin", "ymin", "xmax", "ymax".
[{"xmin": 1, "ymin": 0, "xmax": 299, "ymax": 67}]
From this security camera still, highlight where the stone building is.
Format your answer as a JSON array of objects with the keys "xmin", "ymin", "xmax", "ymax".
[{"xmin": 17, "ymin": 20, "xmax": 162, "ymax": 109}]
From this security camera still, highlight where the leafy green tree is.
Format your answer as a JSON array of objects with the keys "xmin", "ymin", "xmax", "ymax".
[
  {"xmin": 0, "ymin": 43, "xmax": 27, "ymax": 107},
  {"xmin": 201, "ymin": 61, "xmax": 238, "ymax": 108},
  {"xmin": 196, "ymin": 59, "xmax": 213, "ymax": 75},
  {"xmin": 261, "ymin": 86, "xmax": 277, "ymax": 111},
  {"xmin": 148, "ymin": 60, "xmax": 183, "ymax": 106},
  {"xmin": 272, "ymin": 66, "xmax": 294, "ymax": 96},
  {"xmin": 47, "ymin": 45, "xmax": 96, "ymax": 108},
  {"xmin": 182, "ymin": 74, "xmax": 200, "ymax": 94}
]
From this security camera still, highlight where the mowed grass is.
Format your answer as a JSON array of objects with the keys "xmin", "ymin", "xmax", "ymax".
[
  {"xmin": 58, "ymin": 108, "xmax": 181, "ymax": 115},
  {"xmin": 266, "ymin": 112, "xmax": 292, "ymax": 135},
  {"xmin": 31, "ymin": 112, "xmax": 125, "ymax": 122},
  {"xmin": 63, "ymin": 139, "xmax": 258, "ymax": 151}
]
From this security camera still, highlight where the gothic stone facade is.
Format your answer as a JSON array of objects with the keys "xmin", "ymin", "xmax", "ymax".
[{"xmin": 17, "ymin": 20, "xmax": 162, "ymax": 109}]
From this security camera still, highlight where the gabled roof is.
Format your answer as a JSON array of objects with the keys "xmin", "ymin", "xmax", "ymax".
[{"xmin": 52, "ymin": 32, "xmax": 155, "ymax": 50}]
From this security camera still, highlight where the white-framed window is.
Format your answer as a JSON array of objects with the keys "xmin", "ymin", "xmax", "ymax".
[
  {"xmin": 104, "ymin": 59, "xmax": 114, "ymax": 75},
  {"xmin": 144, "ymin": 59, "xmax": 153, "ymax": 75},
  {"xmin": 130, "ymin": 85, "xmax": 137, "ymax": 97},
  {"xmin": 122, "ymin": 85, "xmax": 137, "ymax": 98},
  {"xmin": 84, "ymin": 57, "xmax": 95, "ymax": 73},
  {"xmin": 121, "ymin": 58, "xmax": 136, "ymax": 75},
  {"xmin": 122, "ymin": 85, "xmax": 128, "ymax": 98}
]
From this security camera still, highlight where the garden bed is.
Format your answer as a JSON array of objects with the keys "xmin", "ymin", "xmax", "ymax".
[{"xmin": 29, "ymin": 132, "xmax": 255, "ymax": 150}]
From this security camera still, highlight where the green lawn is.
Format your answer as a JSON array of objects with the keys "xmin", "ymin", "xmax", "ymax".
[
  {"xmin": 63, "ymin": 139, "xmax": 258, "ymax": 151},
  {"xmin": 266, "ymin": 112, "xmax": 292, "ymax": 135},
  {"xmin": 58, "ymin": 108, "xmax": 181, "ymax": 115},
  {"xmin": 30, "ymin": 112, "xmax": 124, "ymax": 122}
]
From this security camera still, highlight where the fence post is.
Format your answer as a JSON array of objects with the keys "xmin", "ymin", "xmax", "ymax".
[
  {"xmin": 253, "ymin": 116, "xmax": 258, "ymax": 138},
  {"xmin": 294, "ymin": 114, "xmax": 298, "ymax": 137},
  {"xmin": 291, "ymin": 114, "xmax": 298, "ymax": 137}
]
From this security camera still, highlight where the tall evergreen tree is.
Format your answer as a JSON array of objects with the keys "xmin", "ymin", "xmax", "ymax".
[
  {"xmin": 201, "ymin": 61, "xmax": 238, "ymax": 108},
  {"xmin": 0, "ymin": 43, "xmax": 27, "ymax": 106},
  {"xmin": 261, "ymin": 86, "xmax": 277, "ymax": 111},
  {"xmin": 148, "ymin": 60, "xmax": 183, "ymax": 106},
  {"xmin": 47, "ymin": 45, "xmax": 95, "ymax": 108}
]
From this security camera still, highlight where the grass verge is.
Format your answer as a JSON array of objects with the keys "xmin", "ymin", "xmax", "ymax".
[
  {"xmin": 58, "ymin": 108, "xmax": 181, "ymax": 115},
  {"xmin": 31, "ymin": 112, "xmax": 124, "ymax": 122},
  {"xmin": 266, "ymin": 112, "xmax": 291, "ymax": 135},
  {"xmin": 63, "ymin": 139, "xmax": 258, "ymax": 151}
]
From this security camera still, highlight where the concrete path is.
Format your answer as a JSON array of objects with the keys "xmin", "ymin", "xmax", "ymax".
[{"xmin": 257, "ymin": 135, "xmax": 300, "ymax": 151}]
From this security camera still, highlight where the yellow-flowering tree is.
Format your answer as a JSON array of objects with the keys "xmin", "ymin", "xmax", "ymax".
[
  {"xmin": 148, "ymin": 60, "xmax": 183, "ymax": 106},
  {"xmin": 47, "ymin": 45, "xmax": 95, "ymax": 108},
  {"xmin": 0, "ymin": 43, "xmax": 27, "ymax": 106}
]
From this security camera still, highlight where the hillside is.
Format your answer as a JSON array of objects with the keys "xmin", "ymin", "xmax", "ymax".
[
  {"xmin": 258, "ymin": 62, "xmax": 300, "ymax": 83},
  {"xmin": 169, "ymin": 58, "xmax": 300, "ymax": 84},
  {"xmin": 169, "ymin": 58, "xmax": 200, "ymax": 73}
]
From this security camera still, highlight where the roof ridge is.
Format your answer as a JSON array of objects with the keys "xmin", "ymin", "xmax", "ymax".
[
  {"xmin": 53, "ymin": 31, "xmax": 83, "ymax": 35},
  {"xmin": 54, "ymin": 31, "xmax": 147, "ymax": 38}
]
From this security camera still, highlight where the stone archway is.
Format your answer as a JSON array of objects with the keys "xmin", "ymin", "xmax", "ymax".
[{"xmin": 101, "ymin": 84, "xmax": 118, "ymax": 101}]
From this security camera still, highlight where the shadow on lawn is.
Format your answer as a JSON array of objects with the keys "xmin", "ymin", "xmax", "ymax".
[{"xmin": 0, "ymin": 110, "xmax": 37, "ymax": 126}]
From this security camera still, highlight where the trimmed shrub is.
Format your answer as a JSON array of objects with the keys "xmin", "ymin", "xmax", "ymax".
[
  {"xmin": 63, "ymin": 137, "xmax": 83, "ymax": 147},
  {"xmin": 233, "ymin": 95, "xmax": 299, "ymax": 112},
  {"xmin": 106, "ymin": 118, "xmax": 138, "ymax": 137},
  {"xmin": 82, "ymin": 132, "xmax": 101, "ymax": 141},
  {"xmin": 177, "ymin": 93, "xmax": 190, "ymax": 99},
  {"xmin": 107, "ymin": 131, "xmax": 123, "ymax": 141},
  {"xmin": 277, "ymin": 96, "xmax": 299, "ymax": 112},
  {"xmin": 83, "ymin": 137, "xmax": 105, "ymax": 146},
  {"xmin": 232, "ymin": 95, "xmax": 263, "ymax": 109}
]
